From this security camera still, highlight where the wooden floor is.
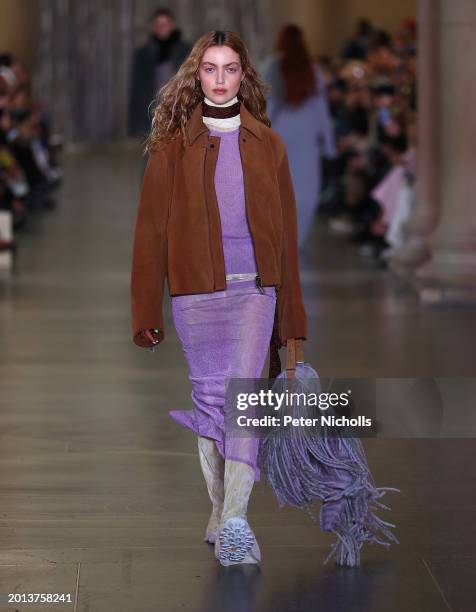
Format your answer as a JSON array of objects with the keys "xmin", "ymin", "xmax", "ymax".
[{"xmin": 0, "ymin": 145, "xmax": 475, "ymax": 611}]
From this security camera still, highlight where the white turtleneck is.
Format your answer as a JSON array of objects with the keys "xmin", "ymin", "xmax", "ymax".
[{"xmin": 202, "ymin": 95, "xmax": 241, "ymax": 132}]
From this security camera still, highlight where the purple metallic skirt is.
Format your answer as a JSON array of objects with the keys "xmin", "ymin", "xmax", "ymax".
[{"xmin": 169, "ymin": 278, "xmax": 276, "ymax": 481}]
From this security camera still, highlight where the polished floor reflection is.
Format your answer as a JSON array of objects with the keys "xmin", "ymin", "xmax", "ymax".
[{"xmin": 0, "ymin": 145, "xmax": 475, "ymax": 611}]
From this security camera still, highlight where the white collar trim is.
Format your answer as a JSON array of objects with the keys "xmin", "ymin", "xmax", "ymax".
[{"xmin": 202, "ymin": 95, "xmax": 241, "ymax": 131}]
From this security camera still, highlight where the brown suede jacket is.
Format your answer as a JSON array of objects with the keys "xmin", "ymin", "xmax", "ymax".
[{"xmin": 130, "ymin": 101, "xmax": 307, "ymax": 371}]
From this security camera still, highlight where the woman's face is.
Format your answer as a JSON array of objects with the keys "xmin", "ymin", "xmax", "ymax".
[{"xmin": 198, "ymin": 45, "xmax": 243, "ymax": 104}]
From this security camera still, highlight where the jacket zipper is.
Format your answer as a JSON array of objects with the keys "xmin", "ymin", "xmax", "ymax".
[
  {"xmin": 238, "ymin": 129, "xmax": 264, "ymax": 294},
  {"xmin": 203, "ymin": 142, "xmax": 215, "ymax": 290}
]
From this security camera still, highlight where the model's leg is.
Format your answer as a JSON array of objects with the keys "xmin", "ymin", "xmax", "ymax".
[
  {"xmin": 214, "ymin": 286, "xmax": 275, "ymax": 566},
  {"xmin": 215, "ymin": 458, "xmax": 261, "ymax": 565},
  {"xmin": 222, "ymin": 286, "xmax": 276, "ymax": 478},
  {"xmin": 197, "ymin": 435, "xmax": 224, "ymax": 544},
  {"xmin": 171, "ymin": 285, "xmax": 275, "ymax": 564}
]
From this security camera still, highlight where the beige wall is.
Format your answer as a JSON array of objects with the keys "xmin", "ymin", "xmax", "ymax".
[
  {"xmin": 272, "ymin": 0, "xmax": 417, "ymax": 57},
  {"xmin": 0, "ymin": 0, "xmax": 38, "ymax": 72},
  {"xmin": 272, "ymin": 0, "xmax": 332, "ymax": 55}
]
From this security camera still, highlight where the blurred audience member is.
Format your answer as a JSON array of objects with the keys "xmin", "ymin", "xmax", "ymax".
[
  {"xmin": 314, "ymin": 16, "xmax": 418, "ymax": 267},
  {"xmin": 0, "ymin": 50, "xmax": 62, "ymax": 262},
  {"xmin": 340, "ymin": 18, "xmax": 375, "ymax": 60}
]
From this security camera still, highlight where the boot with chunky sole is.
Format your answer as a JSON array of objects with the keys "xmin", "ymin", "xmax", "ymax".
[
  {"xmin": 215, "ymin": 459, "xmax": 261, "ymax": 566},
  {"xmin": 197, "ymin": 436, "xmax": 225, "ymax": 544}
]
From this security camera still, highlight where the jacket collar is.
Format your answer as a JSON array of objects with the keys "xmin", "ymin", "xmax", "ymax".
[{"xmin": 185, "ymin": 100, "xmax": 264, "ymax": 145}]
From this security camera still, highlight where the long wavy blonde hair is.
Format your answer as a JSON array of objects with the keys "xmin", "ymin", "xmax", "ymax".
[{"xmin": 144, "ymin": 30, "xmax": 271, "ymax": 153}]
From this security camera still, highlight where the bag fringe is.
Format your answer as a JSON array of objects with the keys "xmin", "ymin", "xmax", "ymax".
[{"xmin": 259, "ymin": 363, "xmax": 400, "ymax": 567}]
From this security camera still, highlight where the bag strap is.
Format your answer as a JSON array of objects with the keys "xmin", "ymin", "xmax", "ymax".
[
  {"xmin": 268, "ymin": 308, "xmax": 282, "ymax": 379},
  {"xmin": 285, "ymin": 338, "xmax": 304, "ymax": 379}
]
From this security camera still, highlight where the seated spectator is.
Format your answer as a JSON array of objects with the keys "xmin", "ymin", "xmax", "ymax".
[
  {"xmin": 325, "ymin": 168, "xmax": 382, "ymax": 239},
  {"xmin": 340, "ymin": 18, "xmax": 375, "ymax": 61},
  {"xmin": 0, "ymin": 50, "xmax": 63, "ymax": 256},
  {"xmin": 314, "ymin": 16, "xmax": 418, "ymax": 268},
  {"xmin": 373, "ymin": 114, "xmax": 417, "ymax": 258}
]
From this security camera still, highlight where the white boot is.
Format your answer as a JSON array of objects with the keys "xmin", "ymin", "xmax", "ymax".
[
  {"xmin": 197, "ymin": 436, "xmax": 225, "ymax": 544},
  {"xmin": 215, "ymin": 459, "xmax": 261, "ymax": 566}
]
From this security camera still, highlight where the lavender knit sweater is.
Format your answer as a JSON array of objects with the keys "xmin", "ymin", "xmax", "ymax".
[{"xmin": 209, "ymin": 127, "xmax": 258, "ymax": 276}]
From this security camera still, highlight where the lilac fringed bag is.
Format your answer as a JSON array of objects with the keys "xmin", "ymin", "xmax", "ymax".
[{"xmin": 259, "ymin": 339, "xmax": 400, "ymax": 567}]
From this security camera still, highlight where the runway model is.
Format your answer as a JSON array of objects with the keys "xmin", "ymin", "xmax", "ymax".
[
  {"xmin": 130, "ymin": 30, "xmax": 307, "ymax": 566},
  {"xmin": 261, "ymin": 25, "xmax": 336, "ymax": 250}
]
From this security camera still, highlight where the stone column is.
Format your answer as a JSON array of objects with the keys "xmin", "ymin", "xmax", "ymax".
[
  {"xmin": 414, "ymin": 0, "xmax": 476, "ymax": 303},
  {"xmin": 388, "ymin": 0, "xmax": 440, "ymax": 274},
  {"xmin": 389, "ymin": 0, "xmax": 476, "ymax": 304}
]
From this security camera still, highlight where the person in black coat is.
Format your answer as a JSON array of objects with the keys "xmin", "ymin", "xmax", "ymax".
[{"xmin": 128, "ymin": 7, "xmax": 191, "ymax": 138}]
